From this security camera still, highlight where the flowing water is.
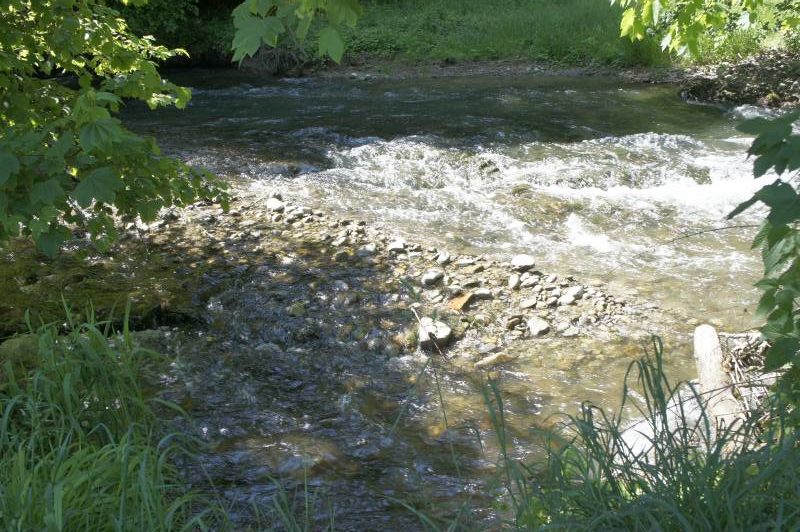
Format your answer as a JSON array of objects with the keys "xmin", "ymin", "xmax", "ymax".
[{"xmin": 122, "ymin": 69, "xmax": 774, "ymax": 527}]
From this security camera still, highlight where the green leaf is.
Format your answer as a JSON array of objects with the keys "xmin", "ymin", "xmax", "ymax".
[
  {"xmin": 727, "ymin": 195, "xmax": 759, "ymax": 219},
  {"xmin": 232, "ymin": 13, "xmax": 285, "ymax": 62},
  {"xmin": 765, "ymin": 337, "xmax": 799, "ymax": 370},
  {"xmin": 0, "ymin": 148, "xmax": 20, "ymax": 186},
  {"xmin": 33, "ymin": 225, "xmax": 71, "ymax": 258},
  {"xmin": 755, "ymin": 291, "xmax": 776, "ymax": 318},
  {"xmin": 318, "ymin": 26, "xmax": 344, "ymax": 62},
  {"xmin": 73, "ymin": 167, "xmax": 123, "ymax": 207},
  {"xmin": 30, "ymin": 179, "xmax": 64, "ymax": 206},
  {"xmin": 620, "ymin": 8, "xmax": 637, "ymax": 38},
  {"xmin": 79, "ymin": 118, "xmax": 123, "ymax": 153}
]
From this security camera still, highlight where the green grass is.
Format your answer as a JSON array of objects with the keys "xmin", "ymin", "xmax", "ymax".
[
  {"xmin": 488, "ymin": 338, "xmax": 800, "ymax": 530},
  {"xmin": 342, "ymin": 0, "xmax": 668, "ymax": 66},
  {"xmin": 0, "ymin": 311, "xmax": 224, "ymax": 530}
]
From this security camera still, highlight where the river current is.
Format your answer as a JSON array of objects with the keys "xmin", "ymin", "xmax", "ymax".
[
  {"xmin": 122, "ymin": 69, "xmax": 774, "ymax": 527},
  {"xmin": 127, "ymin": 70, "xmax": 769, "ymax": 330}
]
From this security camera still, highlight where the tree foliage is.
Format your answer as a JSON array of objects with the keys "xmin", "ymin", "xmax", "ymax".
[
  {"xmin": 230, "ymin": 0, "xmax": 362, "ymax": 63},
  {"xmin": 614, "ymin": 0, "xmax": 800, "ymax": 406},
  {"xmin": 0, "ymin": 0, "xmax": 229, "ymax": 255}
]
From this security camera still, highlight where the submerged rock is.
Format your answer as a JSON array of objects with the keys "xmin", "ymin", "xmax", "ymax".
[{"xmin": 474, "ymin": 352, "xmax": 516, "ymax": 369}]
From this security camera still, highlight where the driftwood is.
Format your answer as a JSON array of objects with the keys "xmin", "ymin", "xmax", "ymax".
[{"xmin": 693, "ymin": 325, "xmax": 745, "ymax": 434}]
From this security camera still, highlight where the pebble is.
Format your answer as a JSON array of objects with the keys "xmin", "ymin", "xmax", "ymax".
[
  {"xmin": 266, "ymin": 197, "xmax": 285, "ymax": 212},
  {"xmin": 418, "ymin": 318, "xmax": 452, "ymax": 350},
  {"xmin": 473, "ymin": 288, "xmax": 493, "ymax": 300},
  {"xmin": 436, "ymin": 251, "xmax": 452, "ymax": 265},
  {"xmin": 510, "ymin": 254, "xmax": 536, "ymax": 272},
  {"xmin": 508, "ymin": 274, "xmax": 521, "ymax": 290},
  {"xmin": 519, "ymin": 298, "xmax": 537, "ymax": 310},
  {"xmin": 527, "ymin": 317, "xmax": 550, "ymax": 337},
  {"xmin": 421, "ymin": 269, "xmax": 444, "ymax": 287},
  {"xmin": 448, "ymin": 292, "xmax": 473, "ymax": 311},
  {"xmin": 388, "ymin": 239, "xmax": 407, "ymax": 253},
  {"xmin": 474, "ymin": 352, "xmax": 516, "ymax": 369}
]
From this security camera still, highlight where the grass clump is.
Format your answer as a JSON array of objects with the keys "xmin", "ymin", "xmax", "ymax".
[
  {"xmin": 482, "ymin": 338, "xmax": 800, "ymax": 530},
  {"xmin": 0, "ymin": 312, "xmax": 222, "ymax": 530}
]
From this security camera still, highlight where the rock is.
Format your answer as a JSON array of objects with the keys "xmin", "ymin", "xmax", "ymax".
[
  {"xmin": 562, "ymin": 326, "xmax": 580, "ymax": 337},
  {"xmin": 467, "ymin": 264, "xmax": 486, "ymax": 275},
  {"xmin": 506, "ymin": 315, "xmax": 524, "ymax": 330},
  {"xmin": 421, "ymin": 269, "xmax": 444, "ymax": 287},
  {"xmin": 474, "ymin": 352, "xmax": 516, "ymax": 369},
  {"xmin": 557, "ymin": 294, "xmax": 577, "ymax": 306},
  {"xmin": 527, "ymin": 317, "xmax": 550, "ymax": 336},
  {"xmin": 508, "ymin": 274, "xmax": 521, "ymax": 290},
  {"xmin": 388, "ymin": 239, "xmax": 406, "ymax": 253},
  {"xmin": 332, "ymin": 236, "xmax": 348, "ymax": 247},
  {"xmin": 266, "ymin": 197, "xmax": 285, "ymax": 212},
  {"xmin": 473, "ymin": 288, "xmax": 493, "ymax": 300},
  {"xmin": 436, "ymin": 251, "xmax": 452, "ymax": 265},
  {"xmin": 418, "ymin": 318, "xmax": 452, "ymax": 350},
  {"xmin": 448, "ymin": 292, "xmax": 474, "ymax": 311},
  {"xmin": 555, "ymin": 321, "xmax": 570, "ymax": 333},
  {"xmin": 510, "ymin": 254, "xmax": 536, "ymax": 272},
  {"xmin": 519, "ymin": 298, "xmax": 537, "ymax": 310},
  {"xmin": 287, "ymin": 302, "xmax": 306, "ymax": 317},
  {"xmin": 357, "ymin": 243, "xmax": 377, "ymax": 256},
  {"xmin": 563, "ymin": 285, "xmax": 585, "ymax": 299}
]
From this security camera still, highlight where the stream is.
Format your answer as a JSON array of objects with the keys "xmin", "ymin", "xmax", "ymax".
[{"xmin": 122, "ymin": 70, "xmax": 771, "ymax": 528}]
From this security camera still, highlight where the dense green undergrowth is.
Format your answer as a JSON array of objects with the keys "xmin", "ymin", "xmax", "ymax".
[
  {"xmin": 0, "ymin": 313, "xmax": 223, "ymax": 530},
  {"xmin": 121, "ymin": 0, "xmax": 794, "ymax": 69}
]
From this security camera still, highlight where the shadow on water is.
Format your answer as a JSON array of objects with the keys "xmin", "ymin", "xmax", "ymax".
[{"xmin": 0, "ymin": 198, "xmax": 552, "ymax": 528}]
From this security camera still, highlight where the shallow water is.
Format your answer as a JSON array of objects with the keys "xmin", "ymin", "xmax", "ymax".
[
  {"xmin": 122, "ymin": 70, "xmax": 772, "ymax": 526},
  {"xmin": 126, "ymin": 69, "xmax": 767, "ymax": 330}
]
